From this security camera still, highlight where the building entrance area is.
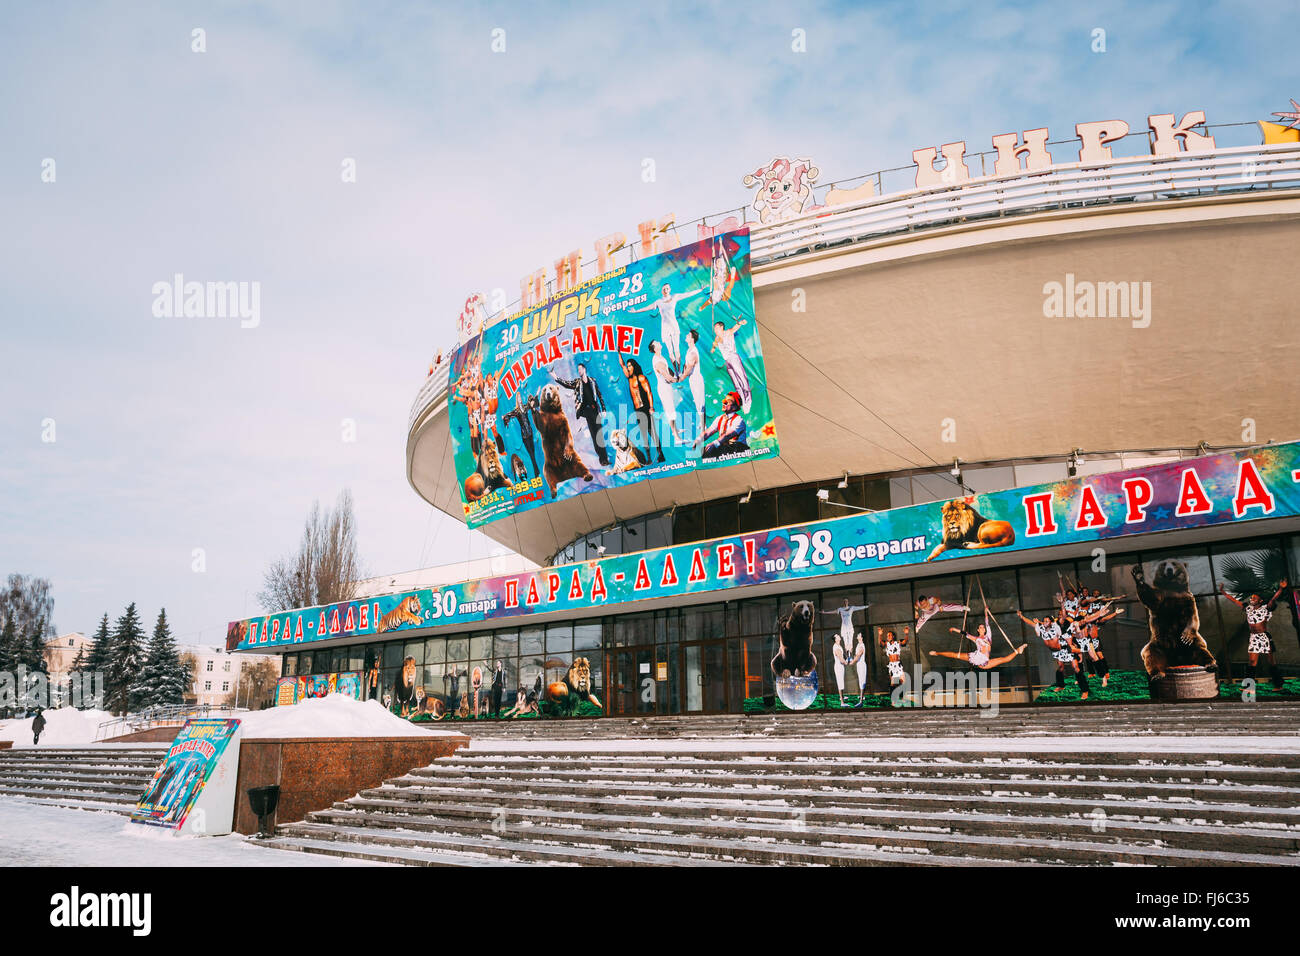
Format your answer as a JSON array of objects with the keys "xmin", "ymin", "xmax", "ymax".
[{"xmin": 606, "ymin": 639, "xmax": 729, "ymax": 716}]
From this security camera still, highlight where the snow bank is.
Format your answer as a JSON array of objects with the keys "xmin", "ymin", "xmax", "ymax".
[
  {"xmin": 0, "ymin": 708, "xmax": 114, "ymax": 747},
  {"xmin": 235, "ymin": 694, "xmax": 459, "ymax": 739}
]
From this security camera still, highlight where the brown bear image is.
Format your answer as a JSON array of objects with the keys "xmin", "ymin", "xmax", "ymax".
[
  {"xmin": 529, "ymin": 384, "xmax": 593, "ymax": 498},
  {"xmin": 477, "ymin": 435, "xmax": 513, "ymax": 494},
  {"xmin": 926, "ymin": 497, "xmax": 1016, "ymax": 561},
  {"xmin": 771, "ymin": 600, "xmax": 817, "ymax": 677},
  {"xmin": 1132, "ymin": 560, "xmax": 1217, "ymax": 681}
]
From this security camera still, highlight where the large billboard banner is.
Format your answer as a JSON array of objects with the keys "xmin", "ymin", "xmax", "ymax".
[
  {"xmin": 131, "ymin": 719, "xmax": 241, "ymax": 830},
  {"xmin": 231, "ymin": 443, "xmax": 1300, "ymax": 650},
  {"xmin": 447, "ymin": 228, "xmax": 779, "ymax": 528}
]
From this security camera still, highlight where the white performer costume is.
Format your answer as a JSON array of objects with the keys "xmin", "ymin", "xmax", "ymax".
[
  {"xmin": 852, "ymin": 635, "xmax": 867, "ymax": 691},
  {"xmin": 914, "ymin": 596, "xmax": 970, "ymax": 631},
  {"xmin": 832, "ymin": 637, "xmax": 847, "ymax": 697},
  {"xmin": 679, "ymin": 340, "xmax": 706, "ymax": 436},
  {"xmin": 650, "ymin": 350, "xmax": 679, "ymax": 436},
  {"xmin": 825, "ymin": 603, "xmax": 869, "ymax": 644},
  {"xmin": 966, "ymin": 633, "xmax": 992, "ymax": 668},
  {"xmin": 632, "ymin": 287, "xmax": 705, "ymax": 371},
  {"xmin": 713, "ymin": 323, "xmax": 752, "ymax": 412}
]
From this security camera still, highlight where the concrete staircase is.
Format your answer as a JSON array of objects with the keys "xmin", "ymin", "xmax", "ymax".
[
  {"xmin": 264, "ymin": 710, "xmax": 1300, "ymax": 866},
  {"xmin": 435, "ymin": 700, "xmax": 1300, "ymax": 740},
  {"xmin": 0, "ymin": 747, "xmax": 164, "ymax": 814}
]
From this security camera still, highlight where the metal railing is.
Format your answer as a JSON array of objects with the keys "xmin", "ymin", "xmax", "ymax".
[
  {"xmin": 409, "ymin": 140, "xmax": 1300, "ymax": 432},
  {"xmin": 94, "ymin": 703, "xmax": 246, "ymax": 741}
]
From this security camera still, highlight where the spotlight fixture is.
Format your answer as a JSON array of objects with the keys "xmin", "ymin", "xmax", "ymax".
[
  {"xmin": 1197, "ymin": 440, "xmax": 1210, "ymax": 456},
  {"xmin": 596, "ymin": 544, "xmax": 607, "ymax": 555},
  {"xmin": 816, "ymin": 488, "xmax": 830, "ymax": 501},
  {"xmin": 950, "ymin": 458, "xmax": 962, "ymax": 479},
  {"xmin": 837, "ymin": 471, "xmax": 850, "ymax": 489},
  {"xmin": 623, "ymin": 522, "xmax": 638, "ymax": 536},
  {"xmin": 740, "ymin": 486, "xmax": 754, "ymax": 504}
]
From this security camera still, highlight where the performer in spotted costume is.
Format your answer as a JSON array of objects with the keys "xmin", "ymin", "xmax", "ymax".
[{"xmin": 1221, "ymin": 579, "xmax": 1289, "ymax": 689}]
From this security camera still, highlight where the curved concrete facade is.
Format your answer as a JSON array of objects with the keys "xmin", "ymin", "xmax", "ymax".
[{"xmin": 409, "ymin": 184, "xmax": 1300, "ymax": 565}]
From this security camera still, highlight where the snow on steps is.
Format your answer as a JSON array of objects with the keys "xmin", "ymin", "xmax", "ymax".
[
  {"xmin": 0, "ymin": 747, "xmax": 164, "ymax": 814},
  {"xmin": 264, "ymin": 742, "xmax": 1300, "ymax": 867}
]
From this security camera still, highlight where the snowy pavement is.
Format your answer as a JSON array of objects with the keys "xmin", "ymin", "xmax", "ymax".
[
  {"xmin": 0, "ymin": 801, "xmax": 386, "ymax": 867},
  {"xmin": 464, "ymin": 735, "xmax": 1300, "ymax": 754}
]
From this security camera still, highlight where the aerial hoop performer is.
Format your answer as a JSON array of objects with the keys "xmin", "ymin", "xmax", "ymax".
[
  {"xmin": 1221, "ymin": 578, "xmax": 1289, "ymax": 689},
  {"xmin": 708, "ymin": 237, "xmax": 739, "ymax": 306},
  {"xmin": 629, "ymin": 282, "xmax": 707, "ymax": 375},
  {"xmin": 932, "ymin": 621, "xmax": 1027, "ymax": 669},
  {"xmin": 914, "ymin": 594, "xmax": 970, "ymax": 632},
  {"xmin": 711, "ymin": 318, "xmax": 752, "ymax": 412},
  {"xmin": 822, "ymin": 598, "xmax": 869, "ymax": 648}
]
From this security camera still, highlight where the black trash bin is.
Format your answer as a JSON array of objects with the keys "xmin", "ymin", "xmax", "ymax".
[{"xmin": 247, "ymin": 785, "xmax": 281, "ymax": 838}]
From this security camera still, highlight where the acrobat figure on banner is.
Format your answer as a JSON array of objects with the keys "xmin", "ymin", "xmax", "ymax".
[
  {"xmin": 648, "ymin": 341, "xmax": 684, "ymax": 443},
  {"xmin": 914, "ymin": 594, "xmax": 970, "ymax": 632},
  {"xmin": 931, "ymin": 620, "xmax": 1027, "ymax": 670},
  {"xmin": 629, "ymin": 282, "xmax": 707, "ymax": 375},
  {"xmin": 831, "ymin": 635, "xmax": 849, "ymax": 708},
  {"xmin": 1077, "ymin": 588, "xmax": 1126, "ymax": 688},
  {"xmin": 1015, "ymin": 609, "xmax": 1090, "ymax": 698},
  {"xmin": 850, "ymin": 632, "xmax": 868, "ymax": 705},
  {"xmin": 698, "ymin": 390, "xmax": 749, "ymax": 459},
  {"xmin": 708, "ymin": 238, "xmax": 739, "ymax": 306},
  {"xmin": 822, "ymin": 599, "xmax": 869, "ymax": 648},
  {"xmin": 674, "ymin": 329, "xmax": 708, "ymax": 441},
  {"xmin": 878, "ymin": 626, "xmax": 911, "ymax": 689},
  {"xmin": 711, "ymin": 318, "xmax": 752, "ymax": 413},
  {"xmin": 1221, "ymin": 578, "xmax": 1289, "ymax": 689}
]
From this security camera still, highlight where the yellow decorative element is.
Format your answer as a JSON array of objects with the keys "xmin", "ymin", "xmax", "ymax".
[{"xmin": 1259, "ymin": 121, "xmax": 1300, "ymax": 144}]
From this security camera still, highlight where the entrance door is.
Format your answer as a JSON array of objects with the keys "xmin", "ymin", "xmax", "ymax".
[
  {"xmin": 680, "ymin": 641, "xmax": 727, "ymax": 713},
  {"xmin": 606, "ymin": 646, "xmax": 659, "ymax": 716}
]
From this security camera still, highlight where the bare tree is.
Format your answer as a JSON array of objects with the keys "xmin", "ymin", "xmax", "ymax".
[
  {"xmin": 1, "ymin": 574, "xmax": 55, "ymax": 639},
  {"xmin": 178, "ymin": 651, "xmax": 199, "ymax": 703},
  {"xmin": 257, "ymin": 489, "xmax": 365, "ymax": 612}
]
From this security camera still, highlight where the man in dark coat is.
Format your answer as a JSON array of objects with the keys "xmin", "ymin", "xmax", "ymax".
[
  {"xmin": 502, "ymin": 392, "xmax": 541, "ymax": 478},
  {"xmin": 552, "ymin": 364, "xmax": 609, "ymax": 466},
  {"xmin": 490, "ymin": 661, "xmax": 504, "ymax": 717},
  {"xmin": 32, "ymin": 707, "xmax": 46, "ymax": 745}
]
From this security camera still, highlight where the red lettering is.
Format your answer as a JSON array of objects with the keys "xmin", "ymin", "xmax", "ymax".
[
  {"xmin": 526, "ymin": 578, "xmax": 540, "ymax": 606},
  {"xmin": 505, "ymin": 579, "xmax": 519, "ymax": 608},
  {"xmin": 1074, "ymin": 485, "xmax": 1108, "ymax": 530},
  {"xmin": 1233, "ymin": 458, "xmax": 1276, "ymax": 517},
  {"xmin": 717, "ymin": 544, "xmax": 735, "ymax": 578},
  {"xmin": 1174, "ymin": 468, "xmax": 1213, "ymax": 516},
  {"xmin": 344, "ymin": 606, "xmax": 356, "ymax": 632},
  {"xmin": 634, "ymin": 559, "xmax": 652, "ymax": 590},
  {"xmin": 689, "ymin": 549, "xmax": 707, "ymax": 583},
  {"xmin": 1121, "ymin": 477, "xmax": 1153, "ymax": 523},
  {"xmin": 547, "ymin": 572, "xmax": 561, "ymax": 603},
  {"xmin": 1023, "ymin": 492, "xmax": 1058, "ymax": 536},
  {"xmin": 568, "ymin": 570, "xmax": 584, "ymax": 600},
  {"xmin": 661, "ymin": 554, "xmax": 679, "ymax": 586},
  {"xmin": 591, "ymin": 566, "xmax": 608, "ymax": 602},
  {"xmin": 744, "ymin": 538, "xmax": 756, "ymax": 574}
]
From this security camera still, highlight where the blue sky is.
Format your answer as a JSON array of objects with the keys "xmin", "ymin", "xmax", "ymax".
[{"xmin": 0, "ymin": 0, "xmax": 1291, "ymax": 648}]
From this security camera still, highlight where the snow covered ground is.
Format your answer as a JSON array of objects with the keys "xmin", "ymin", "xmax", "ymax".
[
  {"xmin": 0, "ymin": 708, "xmax": 114, "ymax": 748},
  {"xmin": 0, "ymin": 801, "xmax": 385, "ymax": 866},
  {"xmin": 238, "ymin": 694, "xmax": 459, "ymax": 738}
]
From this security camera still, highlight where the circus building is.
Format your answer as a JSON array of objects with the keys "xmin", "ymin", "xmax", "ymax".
[{"xmin": 231, "ymin": 104, "xmax": 1300, "ymax": 722}]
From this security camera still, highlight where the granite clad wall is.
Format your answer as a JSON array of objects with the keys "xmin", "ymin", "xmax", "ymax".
[{"xmin": 233, "ymin": 735, "xmax": 469, "ymax": 835}]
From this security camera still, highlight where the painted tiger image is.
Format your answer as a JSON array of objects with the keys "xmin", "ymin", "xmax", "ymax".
[
  {"xmin": 925, "ymin": 497, "xmax": 1016, "ymax": 562},
  {"xmin": 377, "ymin": 595, "xmax": 423, "ymax": 633}
]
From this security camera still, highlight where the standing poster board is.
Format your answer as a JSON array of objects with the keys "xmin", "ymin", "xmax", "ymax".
[{"xmin": 131, "ymin": 719, "xmax": 242, "ymax": 835}]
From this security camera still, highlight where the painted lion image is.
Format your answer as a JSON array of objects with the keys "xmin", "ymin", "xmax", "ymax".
[
  {"xmin": 478, "ymin": 435, "xmax": 513, "ymax": 494},
  {"xmin": 1132, "ymin": 560, "xmax": 1216, "ymax": 681},
  {"xmin": 392, "ymin": 656, "xmax": 418, "ymax": 716},
  {"xmin": 925, "ymin": 497, "xmax": 1016, "ymax": 561},
  {"xmin": 545, "ymin": 657, "xmax": 602, "ymax": 711},
  {"xmin": 378, "ymin": 595, "xmax": 422, "ymax": 633}
]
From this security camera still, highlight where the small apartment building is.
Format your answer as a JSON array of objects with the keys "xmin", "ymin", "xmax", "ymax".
[{"xmin": 188, "ymin": 646, "xmax": 281, "ymax": 708}]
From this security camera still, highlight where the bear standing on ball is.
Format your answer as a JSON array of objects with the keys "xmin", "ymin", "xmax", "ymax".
[
  {"xmin": 1132, "ymin": 559, "xmax": 1216, "ymax": 681},
  {"xmin": 771, "ymin": 600, "xmax": 817, "ymax": 677}
]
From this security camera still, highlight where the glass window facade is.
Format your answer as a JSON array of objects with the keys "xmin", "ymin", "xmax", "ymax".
[{"xmin": 281, "ymin": 531, "xmax": 1300, "ymax": 717}]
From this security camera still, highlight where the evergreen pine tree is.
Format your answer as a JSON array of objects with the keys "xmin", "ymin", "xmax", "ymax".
[
  {"xmin": 0, "ymin": 615, "xmax": 17, "ymax": 676},
  {"xmin": 24, "ymin": 620, "xmax": 49, "ymax": 674},
  {"xmin": 84, "ymin": 613, "xmax": 113, "ymax": 678},
  {"xmin": 133, "ymin": 609, "xmax": 187, "ymax": 707},
  {"xmin": 106, "ymin": 603, "xmax": 147, "ymax": 714}
]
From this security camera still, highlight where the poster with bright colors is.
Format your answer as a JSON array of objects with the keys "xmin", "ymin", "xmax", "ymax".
[
  {"xmin": 231, "ymin": 442, "xmax": 1300, "ymax": 649},
  {"xmin": 335, "ymin": 671, "xmax": 362, "ymax": 700},
  {"xmin": 131, "ymin": 719, "xmax": 240, "ymax": 830},
  {"xmin": 447, "ymin": 228, "xmax": 779, "ymax": 527},
  {"xmin": 275, "ymin": 677, "xmax": 298, "ymax": 706}
]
